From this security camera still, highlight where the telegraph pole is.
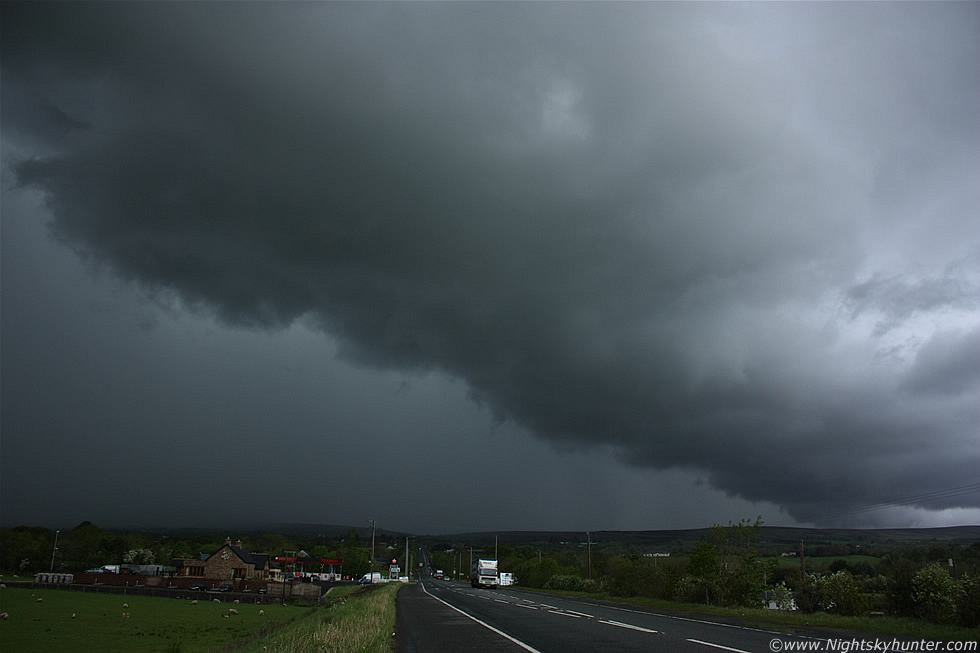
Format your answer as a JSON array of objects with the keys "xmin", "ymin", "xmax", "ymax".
[
  {"xmin": 49, "ymin": 530, "xmax": 60, "ymax": 573},
  {"xmin": 587, "ymin": 532, "xmax": 592, "ymax": 580},
  {"xmin": 369, "ymin": 520, "xmax": 377, "ymax": 583},
  {"xmin": 800, "ymin": 540, "xmax": 806, "ymax": 580}
]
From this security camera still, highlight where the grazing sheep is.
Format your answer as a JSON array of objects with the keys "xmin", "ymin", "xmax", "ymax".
[
  {"xmin": 122, "ymin": 603, "xmax": 128, "ymax": 608},
  {"xmin": 36, "ymin": 598, "xmax": 43, "ymax": 602},
  {"xmin": 233, "ymin": 599, "xmax": 240, "ymax": 604},
  {"xmin": 191, "ymin": 600, "xmax": 198, "ymax": 605},
  {"xmin": 72, "ymin": 613, "xmax": 76, "ymax": 619},
  {"xmin": 258, "ymin": 609, "xmax": 265, "ymax": 616},
  {"xmin": 0, "ymin": 612, "xmax": 8, "ymax": 620},
  {"xmin": 222, "ymin": 614, "xmax": 229, "ymax": 619},
  {"xmin": 213, "ymin": 598, "xmax": 220, "ymax": 603},
  {"xmin": 228, "ymin": 608, "xmax": 238, "ymax": 615}
]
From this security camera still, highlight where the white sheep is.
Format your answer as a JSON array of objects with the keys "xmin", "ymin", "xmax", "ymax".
[
  {"xmin": 0, "ymin": 612, "xmax": 9, "ymax": 620},
  {"xmin": 228, "ymin": 608, "xmax": 238, "ymax": 615},
  {"xmin": 122, "ymin": 603, "xmax": 128, "ymax": 608},
  {"xmin": 191, "ymin": 600, "xmax": 198, "ymax": 605},
  {"xmin": 258, "ymin": 609, "xmax": 265, "ymax": 616}
]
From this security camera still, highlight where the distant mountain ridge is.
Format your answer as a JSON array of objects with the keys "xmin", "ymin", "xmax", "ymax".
[{"xmin": 51, "ymin": 522, "xmax": 979, "ymax": 548}]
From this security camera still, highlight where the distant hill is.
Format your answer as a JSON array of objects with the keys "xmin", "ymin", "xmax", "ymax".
[
  {"xmin": 437, "ymin": 525, "xmax": 980, "ymax": 549},
  {"xmin": 87, "ymin": 522, "xmax": 979, "ymax": 550}
]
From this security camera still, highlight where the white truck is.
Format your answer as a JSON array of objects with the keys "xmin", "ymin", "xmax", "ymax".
[{"xmin": 471, "ymin": 558, "xmax": 499, "ymax": 589}]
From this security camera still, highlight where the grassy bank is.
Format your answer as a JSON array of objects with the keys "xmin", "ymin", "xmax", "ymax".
[{"xmin": 238, "ymin": 582, "xmax": 401, "ymax": 653}]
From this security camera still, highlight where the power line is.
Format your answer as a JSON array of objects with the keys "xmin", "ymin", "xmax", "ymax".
[{"xmin": 782, "ymin": 482, "xmax": 980, "ymax": 526}]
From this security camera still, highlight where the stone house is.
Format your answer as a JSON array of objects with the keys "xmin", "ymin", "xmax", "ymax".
[{"xmin": 174, "ymin": 538, "xmax": 271, "ymax": 580}]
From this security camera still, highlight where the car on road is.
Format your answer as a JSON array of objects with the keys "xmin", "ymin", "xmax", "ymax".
[
  {"xmin": 219, "ymin": 584, "xmax": 234, "ymax": 592},
  {"xmin": 189, "ymin": 584, "xmax": 206, "ymax": 591}
]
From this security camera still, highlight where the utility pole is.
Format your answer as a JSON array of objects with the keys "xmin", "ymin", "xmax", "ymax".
[
  {"xmin": 587, "ymin": 532, "xmax": 592, "ymax": 580},
  {"xmin": 369, "ymin": 520, "xmax": 377, "ymax": 583},
  {"xmin": 49, "ymin": 529, "xmax": 60, "ymax": 573},
  {"xmin": 800, "ymin": 540, "xmax": 806, "ymax": 580}
]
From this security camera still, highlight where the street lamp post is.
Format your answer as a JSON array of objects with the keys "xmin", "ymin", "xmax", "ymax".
[{"xmin": 49, "ymin": 529, "xmax": 60, "ymax": 573}]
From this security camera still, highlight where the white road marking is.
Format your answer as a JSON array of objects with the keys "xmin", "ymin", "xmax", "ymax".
[
  {"xmin": 598, "ymin": 619, "xmax": 658, "ymax": 634},
  {"xmin": 563, "ymin": 610, "xmax": 594, "ymax": 618},
  {"xmin": 515, "ymin": 603, "xmax": 539, "ymax": 610},
  {"xmin": 686, "ymin": 639, "xmax": 751, "ymax": 653},
  {"xmin": 419, "ymin": 582, "xmax": 544, "ymax": 653},
  {"xmin": 549, "ymin": 610, "xmax": 582, "ymax": 618}
]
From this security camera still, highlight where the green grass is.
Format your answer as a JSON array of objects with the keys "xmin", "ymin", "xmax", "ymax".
[
  {"xmin": 237, "ymin": 582, "xmax": 402, "ymax": 653},
  {"xmin": 0, "ymin": 586, "xmax": 306, "ymax": 652}
]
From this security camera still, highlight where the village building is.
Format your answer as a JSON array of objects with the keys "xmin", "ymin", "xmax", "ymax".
[{"xmin": 173, "ymin": 537, "xmax": 271, "ymax": 580}]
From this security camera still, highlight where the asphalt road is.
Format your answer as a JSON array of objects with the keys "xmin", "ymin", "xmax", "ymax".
[{"xmin": 396, "ymin": 576, "xmax": 864, "ymax": 653}]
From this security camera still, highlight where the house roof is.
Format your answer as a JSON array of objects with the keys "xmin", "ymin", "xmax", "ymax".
[
  {"xmin": 230, "ymin": 545, "xmax": 269, "ymax": 569},
  {"xmin": 201, "ymin": 540, "xmax": 270, "ymax": 569}
]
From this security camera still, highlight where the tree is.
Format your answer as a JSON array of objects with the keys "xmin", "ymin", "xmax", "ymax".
[
  {"xmin": 912, "ymin": 563, "xmax": 959, "ymax": 624},
  {"xmin": 122, "ymin": 548, "xmax": 156, "ymax": 565},
  {"xmin": 956, "ymin": 575, "xmax": 980, "ymax": 627},
  {"xmin": 711, "ymin": 517, "xmax": 766, "ymax": 607},
  {"xmin": 0, "ymin": 527, "xmax": 52, "ymax": 573},
  {"xmin": 818, "ymin": 571, "xmax": 867, "ymax": 616},
  {"xmin": 61, "ymin": 522, "xmax": 120, "ymax": 571}
]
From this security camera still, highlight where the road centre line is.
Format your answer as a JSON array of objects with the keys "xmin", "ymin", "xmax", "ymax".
[
  {"xmin": 515, "ymin": 603, "xmax": 538, "ymax": 610},
  {"xmin": 686, "ymin": 639, "xmax": 751, "ymax": 653},
  {"xmin": 598, "ymin": 619, "xmax": 658, "ymax": 634},
  {"xmin": 563, "ymin": 610, "xmax": 594, "ymax": 618},
  {"xmin": 419, "ymin": 582, "xmax": 544, "ymax": 653},
  {"xmin": 549, "ymin": 610, "xmax": 582, "ymax": 618}
]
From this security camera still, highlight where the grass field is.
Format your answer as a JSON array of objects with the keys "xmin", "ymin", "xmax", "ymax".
[{"xmin": 0, "ymin": 586, "xmax": 310, "ymax": 652}]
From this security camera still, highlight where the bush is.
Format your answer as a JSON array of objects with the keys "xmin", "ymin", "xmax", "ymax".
[
  {"xmin": 544, "ymin": 574, "xmax": 595, "ymax": 592},
  {"xmin": 955, "ymin": 575, "xmax": 980, "ymax": 628},
  {"xmin": 911, "ymin": 563, "xmax": 959, "ymax": 624},
  {"xmin": 674, "ymin": 574, "xmax": 714, "ymax": 604},
  {"xmin": 796, "ymin": 578, "xmax": 826, "ymax": 613},
  {"xmin": 769, "ymin": 581, "xmax": 795, "ymax": 610},
  {"xmin": 819, "ymin": 571, "xmax": 868, "ymax": 616}
]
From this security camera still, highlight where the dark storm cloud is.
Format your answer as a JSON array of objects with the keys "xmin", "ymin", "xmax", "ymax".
[{"xmin": 3, "ymin": 2, "xmax": 978, "ymax": 526}]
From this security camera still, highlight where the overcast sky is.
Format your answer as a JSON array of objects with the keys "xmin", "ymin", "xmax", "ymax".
[{"xmin": 2, "ymin": 2, "xmax": 978, "ymax": 535}]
